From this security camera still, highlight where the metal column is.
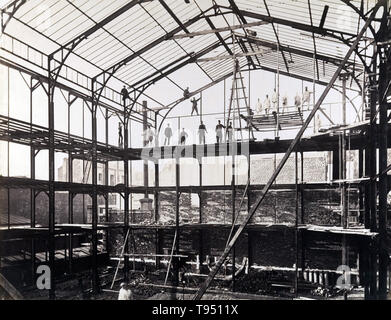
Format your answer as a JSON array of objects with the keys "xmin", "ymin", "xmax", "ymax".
[
  {"xmin": 47, "ymin": 58, "xmax": 56, "ymax": 300},
  {"xmin": 123, "ymin": 97, "xmax": 130, "ymax": 282},
  {"xmin": 90, "ymin": 80, "xmax": 99, "ymax": 294},
  {"xmin": 377, "ymin": 8, "xmax": 389, "ymax": 298}
]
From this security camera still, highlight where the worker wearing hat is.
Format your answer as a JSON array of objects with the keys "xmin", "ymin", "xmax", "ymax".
[{"xmin": 118, "ymin": 282, "xmax": 134, "ymax": 300}]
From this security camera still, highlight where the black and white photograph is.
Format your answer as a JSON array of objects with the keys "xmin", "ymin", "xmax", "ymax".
[{"xmin": 0, "ymin": 0, "xmax": 390, "ymax": 305}]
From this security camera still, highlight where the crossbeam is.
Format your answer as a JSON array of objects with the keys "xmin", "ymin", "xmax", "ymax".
[
  {"xmin": 196, "ymin": 49, "xmax": 271, "ymax": 62},
  {"xmin": 170, "ymin": 21, "xmax": 269, "ymax": 39}
]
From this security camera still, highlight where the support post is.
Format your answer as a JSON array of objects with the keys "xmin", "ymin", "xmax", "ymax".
[
  {"xmin": 332, "ymin": 148, "xmax": 340, "ymax": 181},
  {"xmin": 105, "ymin": 109, "xmax": 110, "ymax": 255},
  {"xmin": 340, "ymin": 74, "xmax": 349, "ymax": 300},
  {"xmin": 368, "ymin": 43, "xmax": 378, "ymax": 299},
  {"xmin": 68, "ymin": 156, "xmax": 73, "ymax": 274},
  {"xmin": 90, "ymin": 80, "xmax": 99, "ymax": 294},
  {"xmin": 199, "ymin": 157, "xmax": 202, "ymax": 224},
  {"xmin": 47, "ymin": 58, "xmax": 56, "ymax": 300},
  {"xmin": 295, "ymin": 150, "xmax": 299, "ymax": 295},
  {"xmin": 154, "ymin": 161, "xmax": 159, "ymax": 268},
  {"xmin": 198, "ymin": 156, "xmax": 203, "ymax": 274},
  {"xmin": 30, "ymin": 146, "xmax": 36, "ymax": 282},
  {"xmin": 174, "ymin": 154, "xmax": 180, "ymax": 286},
  {"xmin": 123, "ymin": 96, "xmax": 130, "ymax": 283},
  {"xmin": 154, "ymin": 162, "xmax": 159, "ymax": 222},
  {"xmin": 377, "ymin": 10, "xmax": 389, "ymax": 298},
  {"xmin": 143, "ymin": 101, "xmax": 149, "ymax": 198},
  {"xmin": 231, "ymin": 146, "xmax": 236, "ymax": 292}
]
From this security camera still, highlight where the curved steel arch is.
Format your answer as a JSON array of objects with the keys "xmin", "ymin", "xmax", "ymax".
[{"xmin": 339, "ymin": 0, "xmax": 377, "ymax": 37}]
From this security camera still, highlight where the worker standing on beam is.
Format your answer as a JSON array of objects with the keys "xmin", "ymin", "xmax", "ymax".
[
  {"xmin": 302, "ymin": 86, "xmax": 312, "ymax": 110},
  {"xmin": 227, "ymin": 121, "xmax": 233, "ymax": 142},
  {"xmin": 294, "ymin": 93, "xmax": 302, "ymax": 114},
  {"xmin": 142, "ymin": 125, "xmax": 154, "ymax": 147},
  {"xmin": 198, "ymin": 121, "xmax": 207, "ymax": 144},
  {"xmin": 147, "ymin": 125, "xmax": 154, "ymax": 147},
  {"xmin": 121, "ymin": 85, "xmax": 130, "ymax": 104},
  {"xmin": 264, "ymin": 94, "xmax": 271, "ymax": 115},
  {"xmin": 215, "ymin": 120, "xmax": 225, "ymax": 144},
  {"xmin": 164, "ymin": 123, "xmax": 172, "ymax": 146},
  {"xmin": 271, "ymin": 88, "xmax": 278, "ymax": 111},
  {"xmin": 118, "ymin": 123, "xmax": 123, "ymax": 148},
  {"xmin": 179, "ymin": 128, "xmax": 188, "ymax": 145},
  {"xmin": 191, "ymin": 97, "xmax": 201, "ymax": 116},
  {"xmin": 183, "ymin": 87, "xmax": 190, "ymax": 99},
  {"xmin": 315, "ymin": 114, "xmax": 322, "ymax": 132}
]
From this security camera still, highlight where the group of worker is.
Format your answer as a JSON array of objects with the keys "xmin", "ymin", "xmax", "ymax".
[
  {"xmin": 118, "ymin": 121, "xmax": 235, "ymax": 148},
  {"xmin": 163, "ymin": 120, "xmax": 233, "ymax": 146},
  {"xmin": 118, "ymin": 123, "xmax": 156, "ymax": 147},
  {"xmin": 255, "ymin": 87, "xmax": 313, "ymax": 115}
]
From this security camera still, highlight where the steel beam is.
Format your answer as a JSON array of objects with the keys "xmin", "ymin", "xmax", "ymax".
[
  {"xmin": 90, "ymin": 79, "xmax": 100, "ymax": 294},
  {"xmin": 262, "ymin": 0, "xmax": 290, "ymax": 73},
  {"xmin": 47, "ymin": 56, "xmax": 56, "ymax": 300},
  {"xmin": 142, "ymin": 41, "xmax": 221, "ymax": 89},
  {"xmin": 377, "ymin": 2, "xmax": 389, "ymax": 299},
  {"xmin": 239, "ymin": 9, "xmax": 364, "ymax": 40},
  {"xmin": 205, "ymin": 16, "xmax": 233, "ymax": 56},
  {"xmin": 170, "ymin": 21, "xmax": 269, "ymax": 39},
  {"xmin": 123, "ymin": 98, "xmax": 131, "ymax": 282},
  {"xmin": 159, "ymin": 0, "xmax": 189, "ymax": 33},
  {"xmin": 227, "ymin": 0, "xmax": 258, "ymax": 68}
]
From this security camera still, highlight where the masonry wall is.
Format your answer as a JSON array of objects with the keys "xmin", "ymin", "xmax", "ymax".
[{"xmin": 0, "ymin": 188, "xmax": 89, "ymax": 226}]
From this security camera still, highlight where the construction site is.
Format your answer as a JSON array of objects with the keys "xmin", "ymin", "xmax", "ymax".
[{"xmin": 0, "ymin": 0, "xmax": 390, "ymax": 301}]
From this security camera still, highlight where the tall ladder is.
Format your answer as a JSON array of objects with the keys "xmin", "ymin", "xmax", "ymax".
[{"xmin": 225, "ymin": 59, "xmax": 254, "ymax": 141}]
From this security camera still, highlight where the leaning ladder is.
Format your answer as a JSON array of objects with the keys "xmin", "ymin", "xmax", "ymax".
[
  {"xmin": 225, "ymin": 59, "xmax": 254, "ymax": 142},
  {"xmin": 110, "ymin": 228, "xmax": 131, "ymax": 289}
]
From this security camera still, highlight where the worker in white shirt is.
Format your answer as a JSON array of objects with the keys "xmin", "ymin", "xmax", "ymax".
[
  {"xmin": 316, "ymin": 114, "xmax": 322, "ymax": 132},
  {"xmin": 294, "ymin": 93, "xmax": 302, "ymax": 114},
  {"xmin": 118, "ymin": 282, "xmax": 134, "ymax": 300},
  {"xmin": 264, "ymin": 95, "xmax": 271, "ymax": 115},
  {"xmin": 256, "ymin": 98, "xmax": 263, "ymax": 115},
  {"xmin": 302, "ymin": 86, "xmax": 312, "ymax": 110},
  {"xmin": 271, "ymin": 89, "xmax": 278, "ymax": 112}
]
